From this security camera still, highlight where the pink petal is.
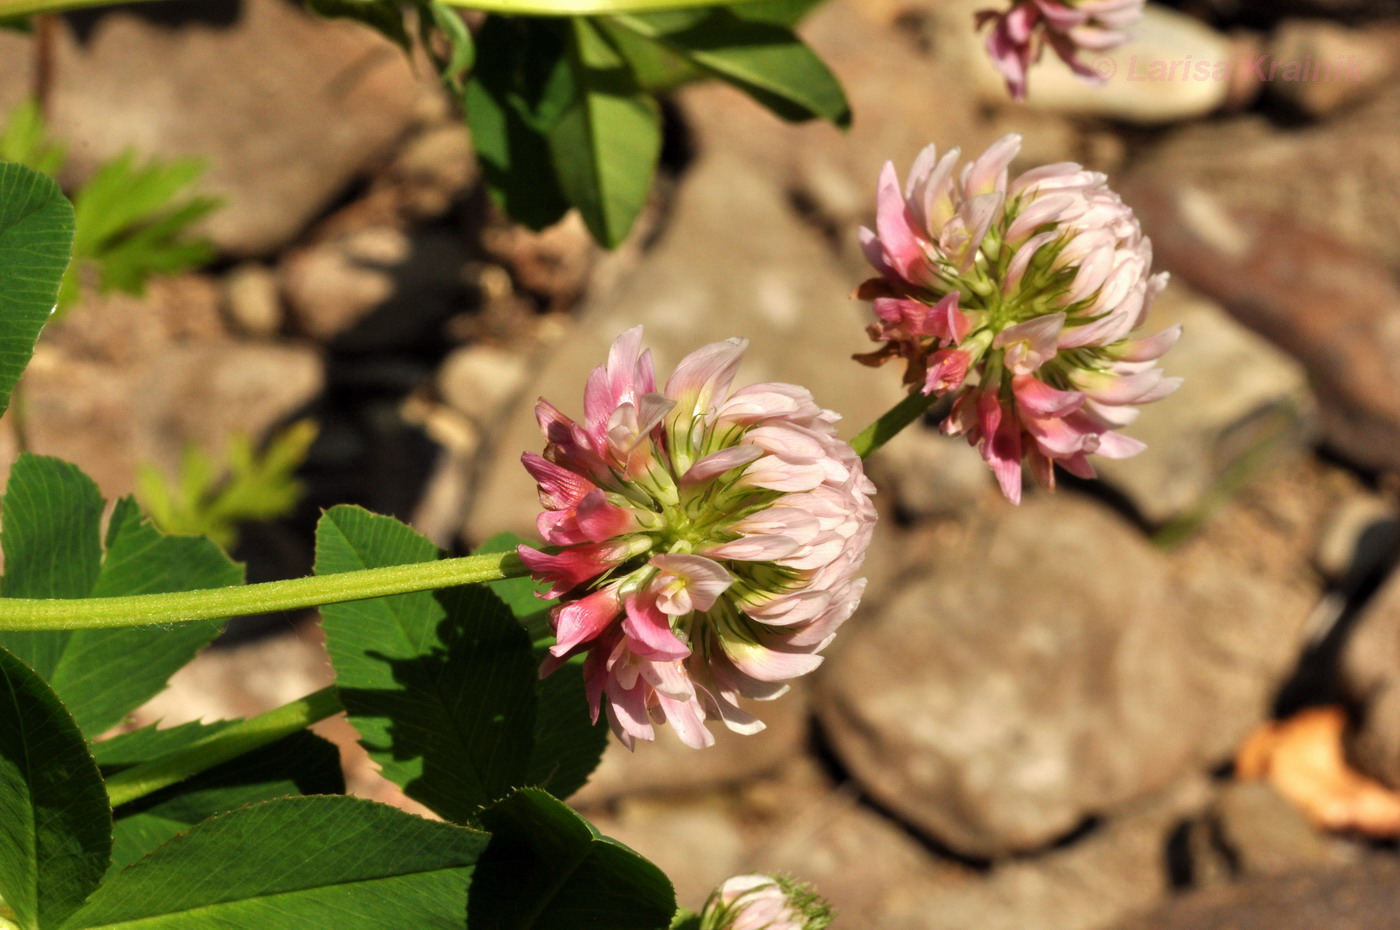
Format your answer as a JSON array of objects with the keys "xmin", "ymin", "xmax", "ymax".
[
  {"xmin": 649, "ymin": 553, "xmax": 734, "ymax": 613},
  {"xmin": 550, "ymin": 586, "xmax": 622, "ymax": 655}
]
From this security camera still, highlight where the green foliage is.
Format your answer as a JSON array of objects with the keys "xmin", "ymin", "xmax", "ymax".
[
  {"xmin": 470, "ymin": 788, "xmax": 676, "ymax": 930},
  {"xmin": 465, "ymin": 16, "xmax": 576, "ymax": 232},
  {"xmin": 0, "ymin": 101, "xmax": 65, "ymax": 176},
  {"xmin": 0, "ymin": 647, "xmax": 111, "ymax": 930},
  {"xmin": 0, "ymin": 161, "xmax": 72, "ymax": 419},
  {"xmin": 476, "ymin": 533, "xmax": 608, "ymax": 799},
  {"xmin": 63, "ymin": 150, "xmax": 220, "ymax": 311},
  {"xmin": 316, "ymin": 510, "xmax": 608, "ymax": 822},
  {"xmin": 605, "ymin": 5, "xmax": 850, "ymax": 127},
  {"xmin": 317, "ymin": 507, "xmax": 541, "ymax": 821},
  {"xmin": 0, "ymin": 454, "xmax": 244, "ymax": 737},
  {"xmin": 94, "ymin": 721, "xmax": 345, "ymax": 875},
  {"xmin": 0, "ymin": 102, "xmax": 219, "ymax": 314},
  {"xmin": 136, "ymin": 419, "xmax": 318, "ymax": 551},
  {"xmin": 550, "ymin": 17, "xmax": 663, "ymax": 246},
  {"xmin": 63, "ymin": 796, "xmax": 488, "ymax": 929}
]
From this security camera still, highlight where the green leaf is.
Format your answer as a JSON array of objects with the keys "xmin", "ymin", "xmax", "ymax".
[
  {"xmin": 609, "ymin": 6, "xmax": 849, "ymax": 127},
  {"xmin": 421, "ymin": 2, "xmax": 475, "ymax": 94},
  {"xmin": 63, "ymin": 796, "xmax": 487, "ymax": 929},
  {"xmin": 307, "ymin": 0, "xmax": 411, "ymax": 52},
  {"xmin": 474, "ymin": 533, "xmax": 607, "ymax": 801},
  {"xmin": 316, "ymin": 506, "xmax": 539, "ymax": 822},
  {"xmin": 464, "ymin": 16, "xmax": 574, "ymax": 231},
  {"xmin": 550, "ymin": 18, "xmax": 662, "ymax": 247},
  {"xmin": 136, "ymin": 419, "xmax": 317, "ymax": 550},
  {"xmin": 0, "ymin": 101, "xmax": 67, "ymax": 176},
  {"xmin": 62, "ymin": 150, "xmax": 219, "ymax": 312},
  {"xmin": 0, "ymin": 647, "xmax": 111, "ymax": 930},
  {"xmin": 94, "ymin": 721, "xmax": 345, "ymax": 875},
  {"xmin": 469, "ymin": 788, "xmax": 675, "ymax": 930},
  {"xmin": 0, "ymin": 161, "xmax": 72, "ymax": 418},
  {"xmin": 0, "ymin": 455, "xmax": 244, "ymax": 736}
]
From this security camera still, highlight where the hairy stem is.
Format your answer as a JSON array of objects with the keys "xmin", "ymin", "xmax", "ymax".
[
  {"xmin": 0, "ymin": 550, "xmax": 525, "ymax": 631},
  {"xmin": 849, "ymin": 388, "xmax": 941, "ymax": 460},
  {"xmin": 104, "ymin": 686, "xmax": 344, "ymax": 808}
]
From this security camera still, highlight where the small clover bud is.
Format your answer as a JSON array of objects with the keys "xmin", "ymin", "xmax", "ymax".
[{"xmin": 698, "ymin": 875, "xmax": 833, "ymax": 930}]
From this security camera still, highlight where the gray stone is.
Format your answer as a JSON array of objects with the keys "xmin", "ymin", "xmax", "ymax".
[
  {"xmin": 1266, "ymin": 20, "xmax": 1400, "ymax": 117},
  {"xmin": 1341, "ymin": 570, "xmax": 1400, "ymax": 790},
  {"xmin": 1110, "ymin": 858, "xmax": 1400, "ymax": 930},
  {"xmin": 571, "ymin": 682, "xmax": 811, "ymax": 805},
  {"xmin": 436, "ymin": 343, "xmax": 531, "ymax": 430},
  {"xmin": 221, "ymin": 263, "xmax": 283, "ymax": 337},
  {"xmin": 865, "ymin": 422, "xmax": 997, "ymax": 520},
  {"xmin": 816, "ymin": 495, "xmax": 1310, "ymax": 858},
  {"xmin": 25, "ymin": 0, "xmax": 433, "ymax": 256},
  {"xmin": 15, "ymin": 277, "xmax": 323, "ymax": 497},
  {"xmin": 282, "ymin": 225, "xmax": 469, "ymax": 348},
  {"xmin": 462, "ymin": 149, "xmax": 906, "ymax": 542},
  {"xmin": 903, "ymin": 777, "xmax": 1214, "ymax": 930},
  {"xmin": 1094, "ymin": 283, "xmax": 1315, "ymax": 524},
  {"xmin": 1128, "ymin": 84, "xmax": 1400, "ymax": 269},
  {"xmin": 1209, "ymin": 781, "xmax": 1344, "ymax": 877},
  {"xmin": 1313, "ymin": 493, "xmax": 1400, "ymax": 582}
]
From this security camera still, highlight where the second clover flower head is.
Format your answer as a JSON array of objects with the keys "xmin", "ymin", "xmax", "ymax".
[
  {"xmin": 857, "ymin": 133, "xmax": 1180, "ymax": 504},
  {"xmin": 520, "ymin": 327, "xmax": 876, "ymax": 750},
  {"xmin": 976, "ymin": 0, "xmax": 1145, "ymax": 100}
]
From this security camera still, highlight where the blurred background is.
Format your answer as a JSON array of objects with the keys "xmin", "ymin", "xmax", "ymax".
[{"xmin": 2, "ymin": 0, "xmax": 1400, "ymax": 926}]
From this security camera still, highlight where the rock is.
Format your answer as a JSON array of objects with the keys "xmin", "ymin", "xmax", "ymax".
[
  {"xmin": 1110, "ymin": 858, "xmax": 1400, "ymax": 930},
  {"xmin": 27, "ymin": 0, "xmax": 432, "ymax": 256},
  {"xmin": 1127, "ymin": 84, "xmax": 1400, "ymax": 269},
  {"xmin": 1010, "ymin": 5, "xmax": 1248, "ymax": 124},
  {"xmin": 589, "ymin": 795, "xmax": 749, "ymax": 908},
  {"xmin": 1341, "ymin": 572, "xmax": 1400, "ymax": 704},
  {"xmin": 1093, "ymin": 283, "xmax": 1314, "ymax": 524},
  {"xmin": 582, "ymin": 756, "xmax": 973, "ymax": 923},
  {"xmin": 16, "ymin": 277, "xmax": 324, "ymax": 496},
  {"xmin": 1123, "ymin": 179, "xmax": 1400, "ymax": 476},
  {"xmin": 902, "ymin": 777, "xmax": 1214, "ymax": 930},
  {"xmin": 281, "ymin": 225, "xmax": 470, "ymax": 349},
  {"xmin": 221, "ymin": 263, "xmax": 283, "ymax": 337},
  {"xmin": 1342, "ymin": 570, "xmax": 1400, "ymax": 790},
  {"xmin": 1313, "ymin": 493, "xmax": 1400, "ymax": 582},
  {"xmin": 675, "ymin": 0, "xmax": 1016, "ymax": 276},
  {"xmin": 571, "ymin": 683, "xmax": 812, "ymax": 805},
  {"xmin": 1266, "ymin": 20, "xmax": 1400, "ymax": 116},
  {"xmin": 1209, "ymin": 781, "xmax": 1345, "ymax": 876},
  {"xmin": 462, "ymin": 149, "xmax": 906, "ymax": 542},
  {"xmin": 1350, "ymin": 684, "xmax": 1400, "ymax": 794},
  {"xmin": 864, "ymin": 421, "xmax": 997, "ymax": 520},
  {"xmin": 436, "ymin": 344, "xmax": 533, "ymax": 430},
  {"xmin": 386, "ymin": 123, "xmax": 477, "ymax": 220},
  {"xmin": 815, "ymin": 495, "xmax": 1309, "ymax": 858}
]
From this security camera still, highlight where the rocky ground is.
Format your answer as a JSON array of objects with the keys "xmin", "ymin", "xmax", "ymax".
[{"xmin": 4, "ymin": 0, "xmax": 1400, "ymax": 926}]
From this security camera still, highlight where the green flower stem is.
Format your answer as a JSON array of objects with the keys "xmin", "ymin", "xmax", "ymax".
[
  {"xmin": 0, "ymin": 550, "xmax": 524, "ymax": 632},
  {"xmin": 104, "ymin": 686, "xmax": 344, "ymax": 808},
  {"xmin": 849, "ymin": 388, "xmax": 942, "ymax": 460}
]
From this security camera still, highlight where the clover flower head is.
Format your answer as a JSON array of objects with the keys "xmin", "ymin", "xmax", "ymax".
[
  {"xmin": 856, "ymin": 133, "xmax": 1179, "ymax": 504},
  {"xmin": 976, "ymin": 0, "xmax": 1145, "ymax": 100},
  {"xmin": 698, "ymin": 874, "xmax": 833, "ymax": 930},
  {"xmin": 520, "ymin": 328, "xmax": 876, "ymax": 750}
]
